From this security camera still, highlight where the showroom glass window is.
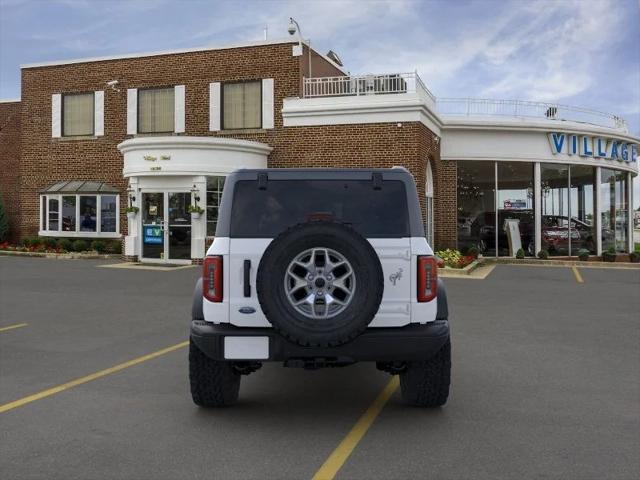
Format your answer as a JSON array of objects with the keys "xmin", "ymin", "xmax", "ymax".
[
  {"xmin": 138, "ymin": 87, "xmax": 175, "ymax": 133},
  {"xmin": 62, "ymin": 92, "xmax": 94, "ymax": 136},
  {"xmin": 601, "ymin": 168, "xmax": 629, "ymax": 253},
  {"xmin": 206, "ymin": 176, "xmax": 226, "ymax": 236},
  {"xmin": 541, "ymin": 164, "xmax": 570, "ymax": 256},
  {"xmin": 40, "ymin": 194, "xmax": 119, "ymax": 236},
  {"xmin": 497, "ymin": 162, "xmax": 534, "ymax": 256},
  {"xmin": 457, "ymin": 161, "xmax": 496, "ymax": 256},
  {"xmin": 222, "ymin": 81, "xmax": 261, "ymax": 129},
  {"xmin": 569, "ymin": 165, "xmax": 596, "ymax": 255}
]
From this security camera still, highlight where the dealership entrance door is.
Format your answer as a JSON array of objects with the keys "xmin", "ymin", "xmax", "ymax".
[{"xmin": 141, "ymin": 192, "xmax": 192, "ymax": 263}]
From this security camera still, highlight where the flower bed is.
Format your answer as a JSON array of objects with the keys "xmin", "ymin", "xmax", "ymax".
[
  {"xmin": 435, "ymin": 249, "xmax": 476, "ymax": 269},
  {"xmin": 0, "ymin": 237, "xmax": 122, "ymax": 255}
]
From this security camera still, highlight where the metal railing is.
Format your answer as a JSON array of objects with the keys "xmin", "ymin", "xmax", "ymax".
[
  {"xmin": 303, "ymin": 72, "xmax": 435, "ymax": 101},
  {"xmin": 436, "ymin": 97, "xmax": 628, "ymax": 131}
]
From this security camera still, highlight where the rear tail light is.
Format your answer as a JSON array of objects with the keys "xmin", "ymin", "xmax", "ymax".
[
  {"xmin": 417, "ymin": 256, "xmax": 438, "ymax": 302},
  {"xmin": 203, "ymin": 255, "xmax": 223, "ymax": 302}
]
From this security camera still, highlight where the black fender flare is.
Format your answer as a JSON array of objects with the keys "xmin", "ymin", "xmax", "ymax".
[
  {"xmin": 192, "ymin": 278, "xmax": 204, "ymax": 320},
  {"xmin": 436, "ymin": 278, "xmax": 448, "ymax": 320}
]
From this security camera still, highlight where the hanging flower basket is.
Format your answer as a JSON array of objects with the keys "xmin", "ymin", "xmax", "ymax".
[
  {"xmin": 125, "ymin": 206, "xmax": 139, "ymax": 220},
  {"xmin": 191, "ymin": 211, "xmax": 202, "ymax": 220},
  {"xmin": 188, "ymin": 205, "xmax": 204, "ymax": 219}
]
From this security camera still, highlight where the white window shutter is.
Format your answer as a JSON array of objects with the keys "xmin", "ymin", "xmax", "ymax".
[
  {"xmin": 127, "ymin": 88, "xmax": 137, "ymax": 135},
  {"xmin": 174, "ymin": 85, "xmax": 185, "ymax": 133},
  {"xmin": 51, "ymin": 94, "xmax": 61, "ymax": 138},
  {"xmin": 209, "ymin": 82, "xmax": 221, "ymax": 131},
  {"xmin": 262, "ymin": 78, "xmax": 274, "ymax": 129},
  {"xmin": 94, "ymin": 91, "xmax": 104, "ymax": 136}
]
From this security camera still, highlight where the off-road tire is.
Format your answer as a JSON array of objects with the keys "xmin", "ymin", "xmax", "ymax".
[
  {"xmin": 256, "ymin": 221, "xmax": 384, "ymax": 348},
  {"xmin": 189, "ymin": 337, "xmax": 241, "ymax": 407},
  {"xmin": 400, "ymin": 337, "xmax": 451, "ymax": 407}
]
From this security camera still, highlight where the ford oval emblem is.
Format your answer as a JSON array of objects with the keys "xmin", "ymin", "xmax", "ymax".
[{"xmin": 238, "ymin": 306, "xmax": 256, "ymax": 314}]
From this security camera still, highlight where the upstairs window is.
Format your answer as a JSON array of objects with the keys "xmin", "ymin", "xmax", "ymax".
[
  {"xmin": 222, "ymin": 81, "xmax": 261, "ymax": 129},
  {"xmin": 63, "ymin": 92, "xmax": 94, "ymax": 136},
  {"xmin": 138, "ymin": 87, "xmax": 175, "ymax": 133}
]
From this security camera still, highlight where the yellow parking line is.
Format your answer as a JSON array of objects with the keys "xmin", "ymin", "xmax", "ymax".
[
  {"xmin": 0, "ymin": 341, "xmax": 188, "ymax": 414},
  {"xmin": 0, "ymin": 323, "xmax": 28, "ymax": 333},
  {"xmin": 312, "ymin": 376, "xmax": 400, "ymax": 480},
  {"xmin": 571, "ymin": 266, "xmax": 584, "ymax": 283}
]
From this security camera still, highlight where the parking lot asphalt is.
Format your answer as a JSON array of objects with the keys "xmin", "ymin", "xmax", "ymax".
[{"xmin": 1, "ymin": 257, "xmax": 639, "ymax": 480}]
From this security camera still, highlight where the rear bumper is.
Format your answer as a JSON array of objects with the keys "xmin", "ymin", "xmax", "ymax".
[{"xmin": 190, "ymin": 320, "xmax": 450, "ymax": 363}]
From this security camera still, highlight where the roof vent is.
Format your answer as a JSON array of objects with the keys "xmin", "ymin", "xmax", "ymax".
[{"xmin": 326, "ymin": 50, "xmax": 343, "ymax": 67}]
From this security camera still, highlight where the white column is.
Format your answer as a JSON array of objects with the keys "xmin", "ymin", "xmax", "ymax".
[
  {"xmin": 595, "ymin": 167, "xmax": 602, "ymax": 256},
  {"xmin": 534, "ymin": 162, "xmax": 541, "ymax": 256},
  {"xmin": 628, "ymin": 172, "xmax": 634, "ymax": 253},
  {"xmin": 94, "ymin": 91, "xmax": 104, "ymax": 136},
  {"xmin": 174, "ymin": 85, "xmax": 185, "ymax": 133},
  {"xmin": 51, "ymin": 94, "xmax": 62, "ymax": 138},
  {"xmin": 209, "ymin": 83, "xmax": 221, "ymax": 131},
  {"xmin": 124, "ymin": 177, "xmax": 140, "ymax": 259},
  {"xmin": 191, "ymin": 175, "xmax": 207, "ymax": 260},
  {"xmin": 126, "ymin": 89, "xmax": 137, "ymax": 135}
]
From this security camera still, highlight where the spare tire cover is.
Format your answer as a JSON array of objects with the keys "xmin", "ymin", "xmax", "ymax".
[{"xmin": 256, "ymin": 221, "xmax": 384, "ymax": 347}]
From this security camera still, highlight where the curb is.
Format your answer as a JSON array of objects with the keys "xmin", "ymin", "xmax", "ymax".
[
  {"xmin": 488, "ymin": 257, "xmax": 640, "ymax": 269},
  {"xmin": 0, "ymin": 250, "xmax": 120, "ymax": 260}
]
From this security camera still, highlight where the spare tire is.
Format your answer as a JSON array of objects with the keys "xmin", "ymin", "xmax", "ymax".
[{"xmin": 256, "ymin": 222, "xmax": 384, "ymax": 347}]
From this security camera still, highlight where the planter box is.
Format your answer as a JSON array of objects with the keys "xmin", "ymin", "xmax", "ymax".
[
  {"xmin": 126, "ymin": 212, "xmax": 137, "ymax": 221},
  {"xmin": 191, "ymin": 212, "xmax": 203, "ymax": 220}
]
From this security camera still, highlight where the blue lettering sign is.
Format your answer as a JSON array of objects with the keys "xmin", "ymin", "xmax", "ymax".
[
  {"xmin": 569, "ymin": 135, "xmax": 578, "ymax": 155},
  {"xmin": 596, "ymin": 138, "xmax": 607, "ymax": 157},
  {"xmin": 580, "ymin": 136, "xmax": 593, "ymax": 156},
  {"xmin": 549, "ymin": 133, "xmax": 565, "ymax": 154},
  {"xmin": 144, "ymin": 226, "xmax": 163, "ymax": 245},
  {"xmin": 631, "ymin": 144, "xmax": 638, "ymax": 163},
  {"xmin": 620, "ymin": 143, "xmax": 628, "ymax": 162},
  {"xmin": 610, "ymin": 141, "xmax": 619, "ymax": 160}
]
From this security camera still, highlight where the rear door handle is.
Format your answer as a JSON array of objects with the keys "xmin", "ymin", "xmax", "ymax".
[{"xmin": 243, "ymin": 260, "xmax": 251, "ymax": 297}]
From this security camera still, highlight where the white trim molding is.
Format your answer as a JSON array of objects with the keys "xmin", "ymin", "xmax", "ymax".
[
  {"xmin": 118, "ymin": 136, "xmax": 272, "ymax": 178},
  {"xmin": 51, "ymin": 93, "xmax": 61, "ymax": 138},
  {"xmin": 94, "ymin": 90, "xmax": 104, "ymax": 136},
  {"xmin": 126, "ymin": 88, "xmax": 137, "ymax": 135},
  {"xmin": 209, "ymin": 82, "xmax": 221, "ymax": 131},
  {"xmin": 262, "ymin": 78, "xmax": 275, "ymax": 129},
  {"xmin": 174, "ymin": 85, "xmax": 186, "ymax": 133}
]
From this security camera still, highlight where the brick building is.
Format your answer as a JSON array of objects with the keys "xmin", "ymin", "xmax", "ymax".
[{"xmin": 1, "ymin": 38, "xmax": 638, "ymax": 262}]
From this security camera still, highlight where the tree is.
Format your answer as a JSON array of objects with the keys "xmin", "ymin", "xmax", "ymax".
[{"xmin": 0, "ymin": 194, "xmax": 9, "ymax": 242}]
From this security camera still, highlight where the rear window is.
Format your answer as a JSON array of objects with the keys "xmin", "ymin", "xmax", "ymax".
[{"xmin": 230, "ymin": 179, "xmax": 410, "ymax": 238}]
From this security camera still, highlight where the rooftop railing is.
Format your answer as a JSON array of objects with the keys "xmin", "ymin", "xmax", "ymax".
[
  {"xmin": 435, "ymin": 97, "xmax": 628, "ymax": 132},
  {"xmin": 303, "ymin": 72, "xmax": 436, "ymax": 102},
  {"xmin": 302, "ymin": 74, "xmax": 628, "ymax": 132}
]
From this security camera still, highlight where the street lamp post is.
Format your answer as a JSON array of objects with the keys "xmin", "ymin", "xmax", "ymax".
[{"xmin": 288, "ymin": 17, "xmax": 312, "ymax": 80}]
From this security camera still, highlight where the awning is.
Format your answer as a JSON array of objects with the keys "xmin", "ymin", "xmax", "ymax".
[{"xmin": 41, "ymin": 181, "xmax": 120, "ymax": 194}]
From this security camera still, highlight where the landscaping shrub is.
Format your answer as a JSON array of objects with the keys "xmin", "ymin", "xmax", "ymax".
[
  {"xmin": 72, "ymin": 239, "xmax": 88, "ymax": 252},
  {"xmin": 91, "ymin": 240, "xmax": 106, "ymax": 253},
  {"xmin": 0, "ymin": 194, "xmax": 9, "ymax": 242},
  {"xmin": 577, "ymin": 249, "xmax": 590, "ymax": 261},
  {"xmin": 515, "ymin": 248, "xmax": 525, "ymax": 259},
  {"xmin": 467, "ymin": 246, "xmax": 479, "ymax": 258},
  {"xmin": 107, "ymin": 240, "xmax": 122, "ymax": 254},
  {"xmin": 630, "ymin": 251, "xmax": 640, "ymax": 263},
  {"xmin": 58, "ymin": 238, "xmax": 73, "ymax": 252},
  {"xmin": 603, "ymin": 246, "xmax": 617, "ymax": 262},
  {"xmin": 435, "ymin": 249, "xmax": 462, "ymax": 266},
  {"xmin": 537, "ymin": 249, "xmax": 549, "ymax": 260},
  {"xmin": 41, "ymin": 237, "xmax": 57, "ymax": 249}
]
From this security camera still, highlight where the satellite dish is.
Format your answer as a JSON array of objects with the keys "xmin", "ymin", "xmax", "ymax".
[{"xmin": 326, "ymin": 50, "xmax": 343, "ymax": 67}]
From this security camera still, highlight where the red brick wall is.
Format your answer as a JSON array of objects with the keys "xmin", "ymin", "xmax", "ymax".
[
  {"xmin": 16, "ymin": 41, "xmax": 450, "ymax": 245},
  {"xmin": 0, "ymin": 101, "xmax": 21, "ymax": 241}
]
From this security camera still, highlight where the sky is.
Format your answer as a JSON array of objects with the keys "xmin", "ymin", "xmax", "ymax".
[{"xmin": 1, "ymin": 0, "xmax": 639, "ymax": 205}]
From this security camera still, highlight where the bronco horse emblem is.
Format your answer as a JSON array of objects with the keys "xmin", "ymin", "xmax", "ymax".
[{"xmin": 389, "ymin": 268, "xmax": 403, "ymax": 286}]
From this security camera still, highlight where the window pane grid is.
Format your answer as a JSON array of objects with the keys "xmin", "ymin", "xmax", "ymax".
[
  {"xmin": 40, "ymin": 194, "xmax": 118, "ymax": 235},
  {"xmin": 206, "ymin": 176, "xmax": 226, "ymax": 237},
  {"xmin": 63, "ymin": 93, "xmax": 94, "ymax": 136},
  {"xmin": 223, "ymin": 81, "xmax": 261, "ymax": 129},
  {"xmin": 138, "ymin": 88, "xmax": 175, "ymax": 133}
]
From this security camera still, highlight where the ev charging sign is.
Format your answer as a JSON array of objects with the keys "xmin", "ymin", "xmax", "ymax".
[{"xmin": 548, "ymin": 132, "xmax": 638, "ymax": 164}]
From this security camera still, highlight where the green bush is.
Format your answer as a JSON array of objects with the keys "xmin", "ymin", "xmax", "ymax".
[
  {"xmin": 629, "ymin": 252, "xmax": 640, "ymax": 263},
  {"xmin": 22, "ymin": 237, "xmax": 38, "ymax": 247},
  {"xmin": 435, "ymin": 249, "xmax": 462, "ymax": 267},
  {"xmin": 58, "ymin": 238, "xmax": 74, "ymax": 252},
  {"xmin": 41, "ymin": 237, "xmax": 57, "ymax": 249},
  {"xmin": 537, "ymin": 249, "xmax": 549, "ymax": 260},
  {"xmin": 607, "ymin": 246, "xmax": 616, "ymax": 254},
  {"xmin": 577, "ymin": 249, "xmax": 590, "ymax": 261},
  {"xmin": 91, "ymin": 240, "xmax": 106, "ymax": 253},
  {"xmin": 467, "ymin": 246, "xmax": 479, "ymax": 258},
  {"xmin": 0, "ymin": 194, "xmax": 9, "ymax": 242},
  {"xmin": 515, "ymin": 248, "xmax": 525, "ymax": 259},
  {"xmin": 107, "ymin": 240, "xmax": 122, "ymax": 254},
  {"xmin": 72, "ymin": 239, "xmax": 88, "ymax": 252}
]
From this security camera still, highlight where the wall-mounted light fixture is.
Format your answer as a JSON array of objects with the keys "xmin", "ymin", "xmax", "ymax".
[
  {"xmin": 191, "ymin": 185, "xmax": 201, "ymax": 204},
  {"xmin": 127, "ymin": 187, "xmax": 136, "ymax": 205}
]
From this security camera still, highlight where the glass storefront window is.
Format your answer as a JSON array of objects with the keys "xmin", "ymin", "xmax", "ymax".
[
  {"xmin": 569, "ymin": 166, "xmax": 596, "ymax": 255},
  {"xmin": 101, "ymin": 195, "xmax": 117, "ymax": 233},
  {"xmin": 541, "ymin": 164, "xmax": 570, "ymax": 256},
  {"xmin": 601, "ymin": 168, "xmax": 628, "ymax": 253},
  {"xmin": 497, "ymin": 162, "xmax": 534, "ymax": 256},
  {"xmin": 48, "ymin": 197, "xmax": 59, "ymax": 231},
  {"xmin": 206, "ymin": 176, "xmax": 226, "ymax": 237},
  {"xmin": 62, "ymin": 196, "xmax": 76, "ymax": 232},
  {"xmin": 79, "ymin": 196, "xmax": 97, "ymax": 232},
  {"xmin": 457, "ymin": 161, "xmax": 496, "ymax": 256}
]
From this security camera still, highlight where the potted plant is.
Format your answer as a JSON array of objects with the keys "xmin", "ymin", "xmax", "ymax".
[
  {"xmin": 577, "ymin": 249, "xmax": 590, "ymax": 261},
  {"xmin": 629, "ymin": 249, "xmax": 640, "ymax": 263},
  {"xmin": 125, "ymin": 206, "xmax": 139, "ymax": 220},
  {"xmin": 515, "ymin": 248, "xmax": 525, "ymax": 259},
  {"xmin": 188, "ymin": 204, "xmax": 204, "ymax": 219},
  {"xmin": 537, "ymin": 249, "xmax": 549, "ymax": 260},
  {"xmin": 602, "ymin": 246, "xmax": 617, "ymax": 262}
]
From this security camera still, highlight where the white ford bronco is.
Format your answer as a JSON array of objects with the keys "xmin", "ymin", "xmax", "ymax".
[{"xmin": 190, "ymin": 168, "xmax": 451, "ymax": 407}]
